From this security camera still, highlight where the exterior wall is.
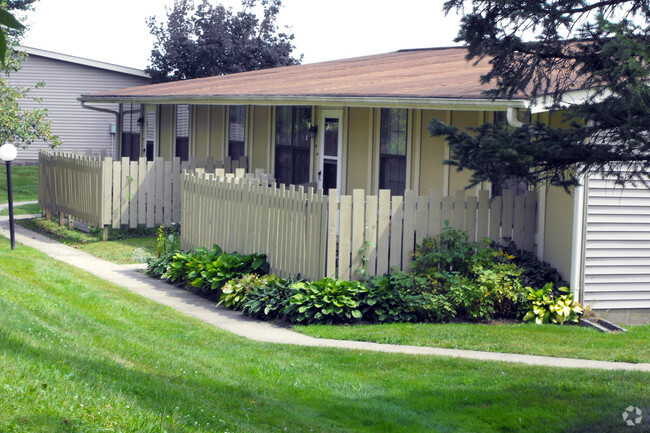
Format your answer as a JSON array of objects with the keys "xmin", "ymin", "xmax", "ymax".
[
  {"xmin": 346, "ymin": 107, "xmax": 372, "ymax": 193},
  {"xmin": 542, "ymin": 184, "xmax": 575, "ymax": 283},
  {"xmin": 159, "ymin": 105, "xmax": 174, "ymax": 160},
  {"xmin": 447, "ymin": 111, "xmax": 482, "ymax": 194},
  {"xmin": 251, "ymin": 106, "xmax": 271, "ymax": 172},
  {"xmin": 418, "ymin": 110, "xmax": 447, "ymax": 194},
  {"xmin": 193, "ymin": 105, "xmax": 211, "ymax": 160},
  {"xmin": 8, "ymin": 53, "xmax": 149, "ymax": 162},
  {"xmin": 209, "ymin": 105, "xmax": 226, "ymax": 159},
  {"xmin": 581, "ymin": 172, "xmax": 650, "ymax": 319}
]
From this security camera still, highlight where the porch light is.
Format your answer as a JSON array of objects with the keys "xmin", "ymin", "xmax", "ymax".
[
  {"xmin": 0, "ymin": 143, "xmax": 18, "ymax": 250},
  {"xmin": 308, "ymin": 125, "xmax": 318, "ymax": 140}
]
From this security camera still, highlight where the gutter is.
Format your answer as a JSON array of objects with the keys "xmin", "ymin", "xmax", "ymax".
[
  {"xmin": 77, "ymin": 95, "xmax": 529, "ymax": 112},
  {"xmin": 80, "ymin": 102, "xmax": 120, "ymax": 158}
]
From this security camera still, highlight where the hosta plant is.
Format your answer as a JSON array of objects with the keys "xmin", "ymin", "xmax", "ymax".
[
  {"xmin": 523, "ymin": 283, "xmax": 584, "ymax": 325},
  {"xmin": 286, "ymin": 278, "xmax": 369, "ymax": 324},
  {"xmin": 220, "ymin": 274, "xmax": 276, "ymax": 309}
]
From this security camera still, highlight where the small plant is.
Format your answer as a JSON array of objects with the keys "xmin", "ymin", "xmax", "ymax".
[
  {"xmin": 155, "ymin": 223, "xmax": 181, "ymax": 257},
  {"xmin": 285, "ymin": 278, "xmax": 369, "ymax": 324},
  {"xmin": 220, "ymin": 274, "xmax": 276, "ymax": 309},
  {"xmin": 523, "ymin": 283, "xmax": 584, "ymax": 325},
  {"xmin": 241, "ymin": 276, "xmax": 301, "ymax": 320},
  {"xmin": 355, "ymin": 226, "xmax": 376, "ymax": 281}
]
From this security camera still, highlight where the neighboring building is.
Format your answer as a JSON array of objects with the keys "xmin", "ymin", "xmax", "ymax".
[
  {"xmin": 7, "ymin": 46, "xmax": 150, "ymax": 162},
  {"xmin": 79, "ymin": 47, "xmax": 649, "ymax": 324}
]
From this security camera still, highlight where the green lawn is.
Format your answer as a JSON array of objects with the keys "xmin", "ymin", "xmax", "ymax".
[
  {"xmin": 0, "ymin": 165, "xmax": 39, "ymax": 203},
  {"xmin": 17, "ymin": 217, "xmax": 156, "ymax": 264},
  {"xmin": 0, "ymin": 239, "xmax": 648, "ymax": 433},
  {"xmin": 0, "ymin": 202, "xmax": 40, "ymax": 216},
  {"xmin": 294, "ymin": 321, "xmax": 650, "ymax": 364}
]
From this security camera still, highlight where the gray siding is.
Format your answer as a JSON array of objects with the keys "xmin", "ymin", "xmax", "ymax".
[
  {"xmin": 583, "ymin": 174, "xmax": 650, "ymax": 310},
  {"xmin": 7, "ymin": 53, "xmax": 150, "ymax": 162}
]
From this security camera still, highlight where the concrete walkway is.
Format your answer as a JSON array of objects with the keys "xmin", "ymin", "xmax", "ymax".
[{"xmin": 1, "ymin": 202, "xmax": 649, "ymax": 372}]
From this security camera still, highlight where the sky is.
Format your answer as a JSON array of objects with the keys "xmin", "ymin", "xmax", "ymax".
[{"xmin": 19, "ymin": 0, "xmax": 463, "ymax": 70}]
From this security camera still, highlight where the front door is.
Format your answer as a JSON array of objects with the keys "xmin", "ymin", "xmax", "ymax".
[{"xmin": 319, "ymin": 109, "xmax": 343, "ymax": 195}]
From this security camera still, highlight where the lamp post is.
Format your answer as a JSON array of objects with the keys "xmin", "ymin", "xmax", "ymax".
[{"xmin": 0, "ymin": 143, "xmax": 18, "ymax": 250}]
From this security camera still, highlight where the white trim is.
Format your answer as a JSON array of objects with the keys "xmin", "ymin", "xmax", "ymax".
[
  {"xmin": 19, "ymin": 46, "xmax": 149, "ymax": 78},
  {"xmin": 319, "ymin": 109, "xmax": 344, "ymax": 195},
  {"xmin": 79, "ymin": 95, "xmax": 530, "ymax": 112}
]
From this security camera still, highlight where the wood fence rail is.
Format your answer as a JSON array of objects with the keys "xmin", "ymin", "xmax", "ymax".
[{"xmin": 180, "ymin": 172, "xmax": 538, "ymax": 281}]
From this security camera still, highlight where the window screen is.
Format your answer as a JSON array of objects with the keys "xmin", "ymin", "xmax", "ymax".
[{"xmin": 379, "ymin": 108, "xmax": 407, "ymax": 195}]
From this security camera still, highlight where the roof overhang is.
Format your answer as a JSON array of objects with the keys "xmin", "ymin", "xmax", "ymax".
[
  {"xmin": 78, "ymin": 94, "xmax": 530, "ymax": 111},
  {"xmin": 19, "ymin": 45, "xmax": 149, "ymax": 78}
]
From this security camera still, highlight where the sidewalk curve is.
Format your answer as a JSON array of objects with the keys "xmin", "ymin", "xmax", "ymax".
[{"xmin": 1, "ymin": 203, "xmax": 648, "ymax": 372}]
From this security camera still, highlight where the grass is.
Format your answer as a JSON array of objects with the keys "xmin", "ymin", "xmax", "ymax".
[
  {"xmin": 0, "ymin": 239, "xmax": 648, "ymax": 433},
  {"xmin": 294, "ymin": 321, "xmax": 650, "ymax": 364},
  {"xmin": 0, "ymin": 202, "xmax": 41, "ymax": 216},
  {"xmin": 16, "ymin": 217, "xmax": 157, "ymax": 264},
  {"xmin": 0, "ymin": 165, "xmax": 39, "ymax": 203}
]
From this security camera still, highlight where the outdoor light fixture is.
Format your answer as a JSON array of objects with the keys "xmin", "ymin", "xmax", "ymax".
[
  {"xmin": 308, "ymin": 125, "xmax": 318, "ymax": 140},
  {"xmin": 0, "ymin": 143, "xmax": 18, "ymax": 250}
]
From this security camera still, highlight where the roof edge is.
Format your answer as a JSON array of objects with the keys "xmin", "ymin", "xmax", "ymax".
[
  {"xmin": 78, "ymin": 94, "xmax": 530, "ymax": 111},
  {"xmin": 18, "ymin": 46, "xmax": 149, "ymax": 78}
]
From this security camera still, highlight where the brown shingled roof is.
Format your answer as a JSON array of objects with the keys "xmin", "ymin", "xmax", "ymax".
[{"xmin": 81, "ymin": 47, "xmax": 517, "ymax": 104}]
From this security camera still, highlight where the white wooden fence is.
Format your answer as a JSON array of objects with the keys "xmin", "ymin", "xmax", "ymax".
[
  {"xmin": 180, "ymin": 171, "xmax": 538, "ymax": 280},
  {"xmin": 39, "ymin": 150, "xmax": 252, "ymax": 232},
  {"xmin": 181, "ymin": 172, "xmax": 328, "ymax": 279}
]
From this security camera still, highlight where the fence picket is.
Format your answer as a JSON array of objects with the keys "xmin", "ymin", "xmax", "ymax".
[
  {"xmin": 389, "ymin": 195, "xmax": 404, "ymax": 270},
  {"xmin": 376, "ymin": 190, "xmax": 391, "ymax": 276},
  {"xmin": 326, "ymin": 190, "xmax": 338, "ymax": 278},
  {"xmin": 524, "ymin": 191, "xmax": 537, "ymax": 251},
  {"xmin": 466, "ymin": 195, "xmax": 477, "ymax": 242},
  {"xmin": 137, "ymin": 157, "xmax": 146, "ymax": 225},
  {"xmin": 339, "ymin": 194, "xmax": 352, "ymax": 280},
  {"xmin": 364, "ymin": 195, "xmax": 378, "ymax": 277}
]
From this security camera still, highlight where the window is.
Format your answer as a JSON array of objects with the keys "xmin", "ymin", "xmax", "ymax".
[
  {"xmin": 228, "ymin": 105, "xmax": 246, "ymax": 162},
  {"xmin": 121, "ymin": 103, "xmax": 141, "ymax": 161},
  {"xmin": 379, "ymin": 108, "xmax": 408, "ymax": 195},
  {"xmin": 175, "ymin": 105, "xmax": 190, "ymax": 161},
  {"xmin": 274, "ymin": 106, "xmax": 311, "ymax": 185}
]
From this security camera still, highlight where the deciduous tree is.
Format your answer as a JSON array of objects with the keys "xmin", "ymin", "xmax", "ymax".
[
  {"xmin": 147, "ymin": 0, "xmax": 300, "ymax": 83},
  {"xmin": 430, "ymin": 0, "xmax": 650, "ymax": 189}
]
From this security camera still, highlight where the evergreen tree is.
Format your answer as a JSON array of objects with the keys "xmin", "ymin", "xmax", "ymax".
[
  {"xmin": 430, "ymin": 0, "xmax": 650, "ymax": 189},
  {"xmin": 146, "ymin": 0, "xmax": 301, "ymax": 83}
]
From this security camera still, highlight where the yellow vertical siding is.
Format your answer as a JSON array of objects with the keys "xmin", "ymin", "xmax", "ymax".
[
  {"xmin": 448, "ymin": 111, "xmax": 481, "ymax": 194},
  {"xmin": 159, "ymin": 105, "xmax": 174, "ymax": 160},
  {"xmin": 252, "ymin": 106, "xmax": 271, "ymax": 172},
  {"xmin": 209, "ymin": 105, "xmax": 226, "ymax": 160},
  {"xmin": 346, "ymin": 107, "xmax": 372, "ymax": 193},
  {"xmin": 193, "ymin": 105, "xmax": 210, "ymax": 160},
  {"xmin": 418, "ymin": 110, "xmax": 448, "ymax": 194}
]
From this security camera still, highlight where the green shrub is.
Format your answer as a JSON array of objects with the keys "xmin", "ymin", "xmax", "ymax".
[
  {"xmin": 146, "ymin": 251, "xmax": 176, "ymax": 279},
  {"xmin": 366, "ymin": 272, "xmax": 455, "ymax": 323},
  {"xmin": 523, "ymin": 283, "xmax": 584, "ymax": 325},
  {"xmin": 159, "ymin": 244, "xmax": 270, "ymax": 294},
  {"xmin": 285, "ymin": 278, "xmax": 369, "ymax": 324},
  {"xmin": 412, "ymin": 227, "xmax": 528, "ymax": 322},
  {"xmin": 220, "ymin": 274, "xmax": 276, "ymax": 309},
  {"xmin": 241, "ymin": 276, "xmax": 301, "ymax": 320},
  {"xmin": 500, "ymin": 242, "xmax": 567, "ymax": 291},
  {"xmin": 412, "ymin": 225, "xmax": 475, "ymax": 276}
]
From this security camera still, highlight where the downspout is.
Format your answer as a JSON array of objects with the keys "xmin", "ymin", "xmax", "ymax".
[{"xmin": 80, "ymin": 101, "xmax": 120, "ymax": 158}]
